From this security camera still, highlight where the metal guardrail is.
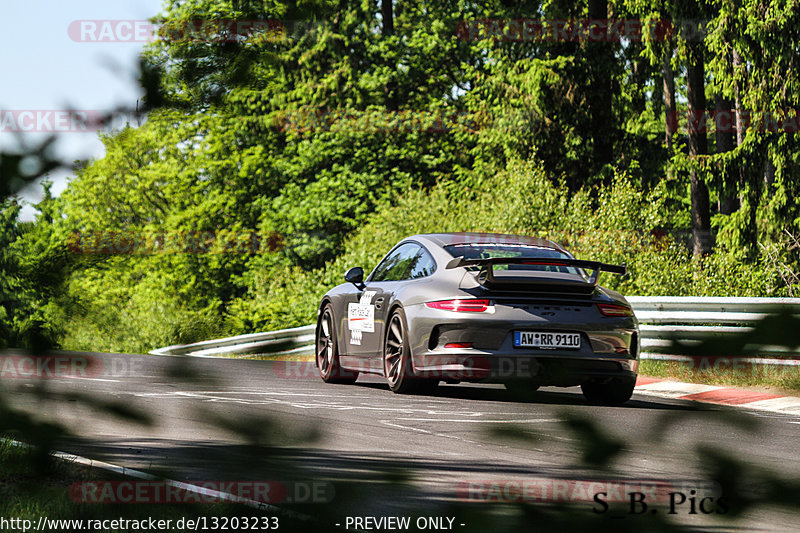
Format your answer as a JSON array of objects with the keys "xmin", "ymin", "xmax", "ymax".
[
  {"xmin": 150, "ymin": 324, "xmax": 315, "ymax": 358},
  {"xmin": 150, "ymin": 297, "xmax": 800, "ymax": 363},
  {"xmin": 627, "ymin": 297, "xmax": 800, "ymax": 359}
]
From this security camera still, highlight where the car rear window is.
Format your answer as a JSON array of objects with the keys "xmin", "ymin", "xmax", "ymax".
[{"xmin": 443, "ymin": 243, "xmax": 580, "ymax": 274}]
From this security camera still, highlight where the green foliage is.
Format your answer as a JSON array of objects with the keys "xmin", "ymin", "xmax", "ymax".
[
  {"xmin": 0, "ymin": 200, "xmax": 23, "ymax": 348},
  {"xmin": 59, "ymin": 255, "xmax": 226, "ymax": 354},
  {"xmin": 2, "ymin": 0, "xmax": 798, "ymax": 352},
  {"xmin": 0, "ymin": 186, "xmax": 73, "ymax": 351},
  {"xmin": 3, "ymin": 4, "xmax": 800, "ymax": 530},
  {"xmin": 227, "ymin": 159, "xmax": 789, "ymax": 334}
]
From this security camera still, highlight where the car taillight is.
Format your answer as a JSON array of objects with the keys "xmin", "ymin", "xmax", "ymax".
[
  {"xmin": 425, "ymin": 299, "xmax": 490, "ymax": 312},
  {"xmin": 598, "ymin": 303, "xmax": 635, "ymax": 317},
  {"xmin": 444, "ymin": 342, "xmax": 473, "ymax": 349}
]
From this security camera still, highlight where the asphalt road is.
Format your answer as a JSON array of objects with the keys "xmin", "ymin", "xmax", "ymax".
[{"xmin": 2, "ymin": 350, "xmax": 800, "ymax": 531}]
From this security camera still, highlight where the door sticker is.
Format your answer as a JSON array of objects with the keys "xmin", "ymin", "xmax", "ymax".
[{"xmin": 348, "ymin": 290, "xmax": 376, "ymax": 345}]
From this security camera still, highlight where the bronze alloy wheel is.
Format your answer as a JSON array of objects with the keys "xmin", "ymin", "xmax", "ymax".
[
  {"xmin": 384, "ymin": 308, "xmax": 436, "ymax": 393},
  {"xmin": 316, "ymin": 304, "xmax": 357, "ymax": 384}
]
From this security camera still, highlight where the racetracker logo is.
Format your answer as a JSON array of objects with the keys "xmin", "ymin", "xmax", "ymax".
[
  {"xmin": 67, "ymin": 19, "xmax": 286, "ymax": 43},
  {"xmin": 274, "ymin": 356, "xmax": 548, "ymax": 380},
  {"xmin": 457, "ymin": 479, "xmax": 720, "ymax": 504},
  {"xmin": 0, "ymin": 355, "xmax": 102, "ymax": 379},
  {"xmin": 455, "ymin": 19, "xmax": 702, "ymax": 42},
  {"xmin": 69, "ymin": 480, "xmax": 333, "ymax": 504},
  {"xmin": 66, "ymin": 230, "xmax": 284, "ymax": 255},
  {"xmin": 0, "ymin": 354, "xmax": 147, "ymax": 379},
  {"xmin": 445, "ymin": 232, "xmax": 559, "ymax": 248},
  {"xmin": 0, "ymin": 110, "xmax": 103, "ymax": 132},
  {"xmin": 672, "ymin": 109, "xmax": 800, "ymax": 134},
  {"xmin": 274, "ymin": 360, "xmax": 363, "ymax": 379},
  {"xmin": 681, "ymin": 356, "xmax": 800, "ymax": 377},
  {"xmin": 275, "ymin": 109, "xmax": 482, "ymax": 134}
]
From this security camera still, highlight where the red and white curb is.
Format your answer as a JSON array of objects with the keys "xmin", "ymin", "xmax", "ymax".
[{"xmin": 634, "ymin": 376, "xmax": 800, "ymax": 415}]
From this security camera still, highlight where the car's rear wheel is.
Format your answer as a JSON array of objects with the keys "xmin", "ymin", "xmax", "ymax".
[
  {"xmin": 384, "ymin": 308, "xmax": 436, "ymax": 394},
  {"xmin": 580, "ymin": 377, "xmax": 635, "ymax": 405},
  {"xmin": 316, "ymin": 304, "xmax": 358, "ymax": 384}
]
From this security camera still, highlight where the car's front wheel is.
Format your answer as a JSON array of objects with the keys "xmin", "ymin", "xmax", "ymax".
[
  {"xmin": 316, "ymin": 304, "xmax": 358, "ymax": 384},
  {"xmin": 580, "ymin": 377, "xmax": 635, "ymax": 405}
]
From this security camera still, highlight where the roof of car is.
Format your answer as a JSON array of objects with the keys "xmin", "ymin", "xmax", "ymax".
[{"xmin": 412, "ymin": 232, "xmax": 565, "ymax": 252}]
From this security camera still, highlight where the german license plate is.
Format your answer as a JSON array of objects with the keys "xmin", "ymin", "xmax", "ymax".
[{"xmin": 514, "ymin": 331, "xmax": 581, "ymax": 349}]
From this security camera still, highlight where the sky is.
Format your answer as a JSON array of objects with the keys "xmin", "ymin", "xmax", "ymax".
[{"xmin": 0, "ymin": 0, "xmax": 165, "ymax": 220}]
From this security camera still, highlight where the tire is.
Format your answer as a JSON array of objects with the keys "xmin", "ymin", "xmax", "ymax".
[
  {"xmin": 316, "ymin": 304, "xmax": 358, "ymax": 384},
  {"xmin": 383, "ymin": 308, "xmax": 436, "ymax": 394},
  {"xmin": 580, "ymin": 377, "xmax": 635, "ymax": 405},
  {"xmin": 504, "ymin": 380, "xmax": 540, "ymax": 399}
]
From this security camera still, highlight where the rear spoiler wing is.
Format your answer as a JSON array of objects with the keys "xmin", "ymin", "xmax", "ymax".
[{"xmin": 445, "ymin": 256, "xmax": 626, "ymax": 288}]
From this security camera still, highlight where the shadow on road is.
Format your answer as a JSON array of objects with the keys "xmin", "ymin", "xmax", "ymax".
[{"xmin": 352, "ymin": 380, "xmax": 701, "ymax": 411}]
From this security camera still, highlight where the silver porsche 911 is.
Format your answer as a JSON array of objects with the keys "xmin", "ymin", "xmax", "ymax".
[{"xmin": 315, "ymin": 232, "xmax": 639, "ymax": 404}]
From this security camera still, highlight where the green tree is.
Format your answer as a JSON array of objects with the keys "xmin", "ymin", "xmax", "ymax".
[{"xmin": 706, "ymin": 0, "xmax": 800, "ymax": 259}]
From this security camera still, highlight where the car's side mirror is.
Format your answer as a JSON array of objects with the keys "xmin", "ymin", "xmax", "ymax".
[{"xmin": 344, "ymin": 267, "xmax": 366, "ymax": 290}]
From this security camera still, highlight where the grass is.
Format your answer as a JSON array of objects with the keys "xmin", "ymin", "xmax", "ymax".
[
  {"xmin": 0, "ymin": 438, "xmax": 293, "ymax": 532},
  {"xmin": 242, "ymin": 353, "xmax": 315, "ymax": 361},
  {"xmin": 639, "ymin": 359, "xmax": 800, "ymax": 394},
  {"xmin": 202, "ymin": 352, "xmax": 314, "ymax": 360}
]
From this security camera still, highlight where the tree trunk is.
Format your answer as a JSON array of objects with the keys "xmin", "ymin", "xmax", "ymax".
[
  {"xmin": 631, "ymin": 45, "xmax": 646, "ymax": 115},
  {"xmin": 686, "ymin": 40, "xmax": 712, "ymax": 256},
  {"xmin": 764, "ymin": 156, "xmax": 775, "ymax": 186},
  {"xmin": 733, "ymin": 49, "xmax": 746, "ymax": 189},
  {"xmin": 381, "ymin": 0, "xmax": 396, "ymax": 111},
  {"xmin": 733, "ymin": 48, "xmax": 759, "ymax": 256},
  {"xmin": 381, "ymin": 0, "xmax": 393, "ymax": 36},
  {"xmin": 662, "ymin": 46, "xmax": 676, "ymax": 149},
  {"xmin": 715, "ymin": 94, "xmax": 737, "ymax": 214},
  {"xmin": 588, "ymin": 0, "xmax": 614, "ymax": 170}
]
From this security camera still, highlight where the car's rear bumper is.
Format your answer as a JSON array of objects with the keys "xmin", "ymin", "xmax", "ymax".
[
  {"xmin": 412, "ymin": 351, "xmax": 637, "ymax": 386},
  {"xmin": 405, "ymin": 302, "xmax": 638, "ymax": 386}
]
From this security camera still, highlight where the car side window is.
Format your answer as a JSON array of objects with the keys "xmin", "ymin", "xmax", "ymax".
[
  {"xmin": 408, "ymin": 247, "xmax": 436, "ymax": 279},
  {"xmin": 370, "ymin": 243, "xmax": 421, "ymax": 282}
]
